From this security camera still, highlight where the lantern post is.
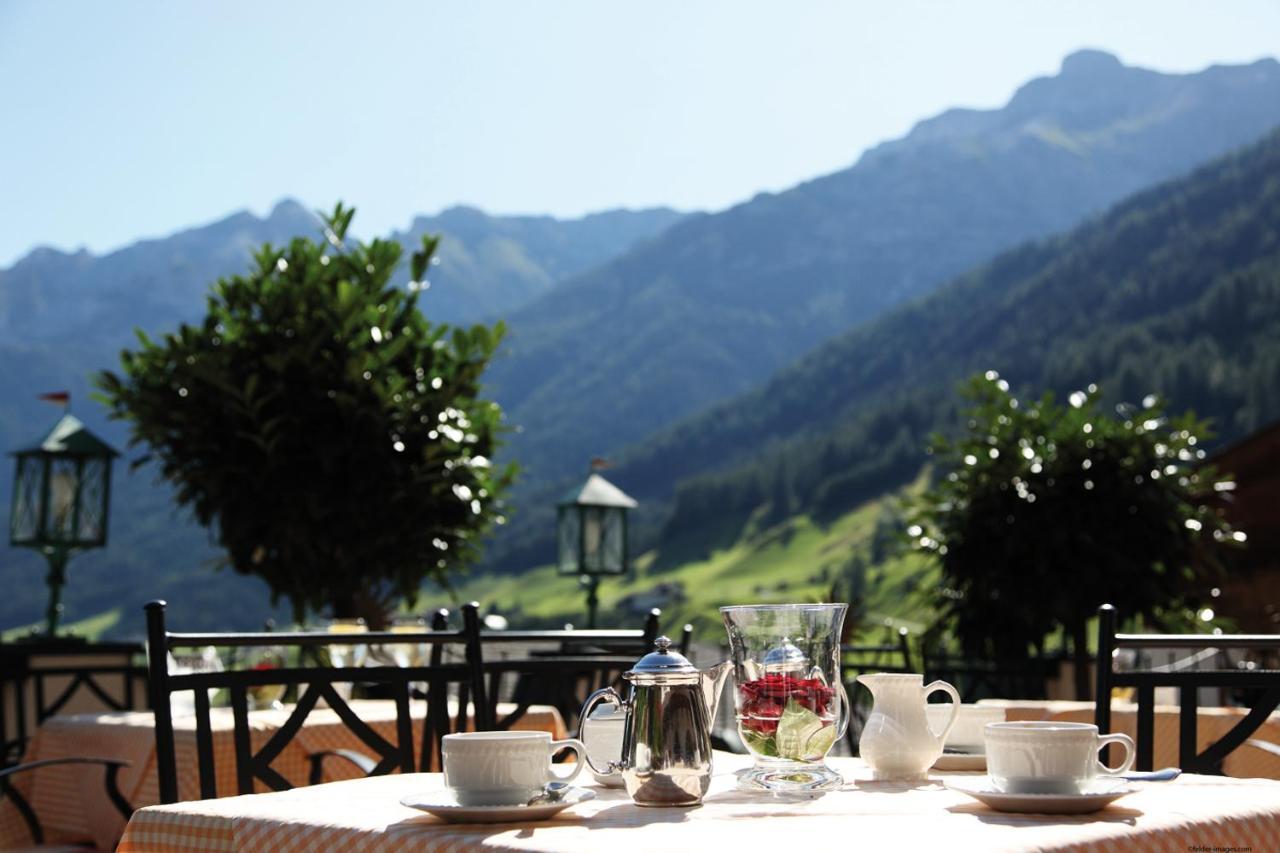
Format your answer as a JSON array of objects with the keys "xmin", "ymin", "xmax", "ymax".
[
  {"xmin": 556, "ymin": 464, "xmax": 638, "ymax": 629},
  {"xmin": 9, "ymin": 405, "xmax": 117, "ymax": 636}
]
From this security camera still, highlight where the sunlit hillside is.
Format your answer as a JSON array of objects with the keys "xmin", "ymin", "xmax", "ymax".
[{"xmin": 423, "ymin": 473, "xmax": 936, "ymax": 642}]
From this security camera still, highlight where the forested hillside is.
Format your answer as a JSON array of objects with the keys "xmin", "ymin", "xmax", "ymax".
[{"xmin": 619, "ymin": 126, "xmax": 1280, "ymax": 561}]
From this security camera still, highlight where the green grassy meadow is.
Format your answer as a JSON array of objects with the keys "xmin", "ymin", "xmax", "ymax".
[
  {"xmin": 420, "ymin": 473, "xmax": 938, "ymax": 643},
  {"xmin": 2, "ymin": 607, "xmax": 123, "ymax": 642}
]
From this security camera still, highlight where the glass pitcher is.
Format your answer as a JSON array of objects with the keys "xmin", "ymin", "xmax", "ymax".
[{"xmin": 721, "ymin": 604, "xmax": 849, "ymax": 792}]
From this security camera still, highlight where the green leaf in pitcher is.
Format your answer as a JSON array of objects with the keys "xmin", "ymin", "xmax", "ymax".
[
  {"xmin": 775, "ymin": 699, "xmax": 824, "ymax": 760},
  {"xmin": 803, "ymin": 722, "xmax": 838, "ymax": 759},
  {"xmin": 741, "ymin": 728, "xmax": 777, "ymax": 756}
]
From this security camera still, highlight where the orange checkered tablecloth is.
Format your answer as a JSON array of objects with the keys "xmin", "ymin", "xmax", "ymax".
[
  {"xmin": 116, "ymin": 754, "xmax": 1280, "ymax": 853},
  {"xmin": 0, "ymin": 700, "xmax": 565, "ymax": 851}
]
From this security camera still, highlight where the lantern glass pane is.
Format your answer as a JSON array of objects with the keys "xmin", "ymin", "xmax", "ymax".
[
  {"xmin": 581, "ymin": 507, "xmax": 603, "ymax": 570},
  {"xmin": 77, "ymin": 458, "xmax": 108, "ymax": 542},
  {"xmin": 10, "ymin": 456, "xmax": 43, "ymax": 543},
  {"xmin": 557, "ymin": 507, "xmax": 581, "ymax": 575},
  {"xmin": 601, "ymin": 508, "xmax": 624, "ymax": 573},
  {"xmin": 45, "ymin": 456, "xmax": 79, "ymax": 542},
  {"xmin": 582, "ymin": 506, "xmax": 626, "ymax": 575}
]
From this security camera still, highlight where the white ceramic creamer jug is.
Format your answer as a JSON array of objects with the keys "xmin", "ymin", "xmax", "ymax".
[{"xmin": 856, "ymin": 673, "xmax": 961, "ymax": 779}]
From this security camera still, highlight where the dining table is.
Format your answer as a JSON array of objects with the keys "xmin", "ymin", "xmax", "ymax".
[
  {"xmin": 0, "ymin": 699, "xmax": 566, "ymax": 851},
  {"xmin": 115, "ymin": 750, "xmax": 1280, "ymax": 852}
]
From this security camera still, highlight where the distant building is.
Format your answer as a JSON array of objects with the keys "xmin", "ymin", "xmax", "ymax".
[{"xmin": 1212, "ymin": 420, "xmax": 1280, "ymax": 632}]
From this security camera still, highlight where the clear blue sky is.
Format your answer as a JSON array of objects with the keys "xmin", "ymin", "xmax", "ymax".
[{"xmin": 1, "ymin": 0, "xmax": 1277, "ymax": 266}]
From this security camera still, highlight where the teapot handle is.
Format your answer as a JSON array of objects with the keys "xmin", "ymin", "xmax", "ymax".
[
  {"xmin": 923, "ymin": 679, "xmax": 962, "ymax": 748},
  {"xmin": 579, "ymin": 686, "xmax": 626, "ymax": 776}
]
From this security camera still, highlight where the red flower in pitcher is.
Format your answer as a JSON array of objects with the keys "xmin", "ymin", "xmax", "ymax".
[{"xmin": 739, "ymin": 674, "xmax": 834, "ymax": 732}]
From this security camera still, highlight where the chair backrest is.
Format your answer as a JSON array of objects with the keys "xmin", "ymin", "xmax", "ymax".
[
  {"xmin": 921, "ymin": 650, "xmax": 1060, "ymax": 701},
  {"xmin": 475, "ymin": 608, "xmax": 663, "ymax": 734},
  {"xmin": 1, "ymin": 640, "xmax": 146, "ymax": 766},
  {"xmin": 1095, "ymin": 603, "xmax": 1280, "ymax": 774},
  {"xmin": 842, "ymin": 626, "xmax": 914, "ymax": 679},
  {"xmin": 145, "ymin": 599, "xmax": 488, "ymax": 803}
]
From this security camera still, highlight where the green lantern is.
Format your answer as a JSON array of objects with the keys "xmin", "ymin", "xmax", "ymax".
[
  {"xmin": 9, "ymin": 412, "xmax": 118, "ymax": 635},
  {"xmin": 557, "ymin": 468, "xmax": 637, "ymax": 628}
]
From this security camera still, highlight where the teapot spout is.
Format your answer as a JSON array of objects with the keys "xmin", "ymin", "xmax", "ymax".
[{"xmin": 702, "ymin": 660, "xmax": 733, "ymax": 723}]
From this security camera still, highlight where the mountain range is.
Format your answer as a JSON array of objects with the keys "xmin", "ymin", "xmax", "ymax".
[
  {"xmin": 483, "ymin": 49, "xmax": 1280, "ymax": 571},
  {"xmin": 424, "ymin": 121, "xmax": 1280, "ymax": 633},
  {"xmin": 0, "ymin": 202, "xmax": 684, "ymax": 348},
  {"xmin": 391, "ymin": 206, "xmax": 686, "ymax": 322},
  {"xmin": 1, "ymin": 49, "xmax": 1279, "ymax": 634}
]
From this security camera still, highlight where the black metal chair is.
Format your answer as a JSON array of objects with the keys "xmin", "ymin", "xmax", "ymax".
[
  {"xmin": 477, "ymin": 609, "xmax": 664, "ymax": 735},
  {"xmin": 1, "ymin": 640, "xmax": 147, "ymax": 767},
  {"xmin": 145, "ymin": 599, "xmax": 489, "ymax": 803},
  {"xmin": 678, "ymin": 623, "xmax": 694, "ymax": 656},
  {"xmin": 1095, "ymin": 603, "xmax": 1280, "ymax": 774},
  {"xmin": 0, "ymin": 757, "xmax": 132, "ymax": 846},
  {"xmin": 843, "ymin": 626, "xmax": 914, "ymax": 677},
  {"xmin": 921, "ymin": 649, "xmax": 1061, "ymax": 702}
]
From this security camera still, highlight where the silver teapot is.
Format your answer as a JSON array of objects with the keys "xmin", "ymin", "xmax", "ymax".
[{"xmin": 580, "ymin": 636, "xmax": 732, "ymax": 807}]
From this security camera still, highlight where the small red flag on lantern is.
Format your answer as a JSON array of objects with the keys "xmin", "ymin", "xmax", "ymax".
[{"xmin": 38, "ymin": 391, "xmax": 71, "ymax": 405}]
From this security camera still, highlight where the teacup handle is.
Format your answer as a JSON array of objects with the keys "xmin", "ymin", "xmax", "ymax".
[
  {"xmin": 548, "ymin": 737, "xmax": 588, "ymax": 784},
  {"xmin": 924, "ymin": 679, "xmax": 962, "ymax": 747},
  {"xmin": 1096, "ymin": 733, "xmax": 1135, "ymax": 775}
]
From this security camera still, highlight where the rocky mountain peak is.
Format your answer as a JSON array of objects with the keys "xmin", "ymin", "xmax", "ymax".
[{"xmin": 1059, "ymin": 48, "xmax": 1124, "ymax": 76}]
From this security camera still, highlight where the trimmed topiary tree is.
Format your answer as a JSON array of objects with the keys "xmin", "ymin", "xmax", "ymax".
[
  {"xmin": 909, "ymin": 372, "xmax": 1244, "ymax": 697},
  {"xmin": 97, "ymin": 204, "xmax": 516, "ymax": 623}
]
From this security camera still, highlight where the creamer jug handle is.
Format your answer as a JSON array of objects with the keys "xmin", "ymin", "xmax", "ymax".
[{"xmin": 923, "ymin": 679, "xmax": 962, "ymax": 748}]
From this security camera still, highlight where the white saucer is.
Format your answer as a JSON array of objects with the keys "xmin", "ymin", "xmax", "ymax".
[
  {"xmin": 945, "ymin": 777, "xmax": 1136, "ymax": 814},
  {"xmin": 400, "ymin": 787, "xmax": 596, "ymax": 823},
  {"xmin": 933, "ymin": 752, "xmax": 986, "ymax": 772}
]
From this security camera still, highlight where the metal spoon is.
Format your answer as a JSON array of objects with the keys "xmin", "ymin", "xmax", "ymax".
[
  {"xmin": 1122, "ymin": 767, "xmax": 1181, "ymax": 782},
  {"xmin": 526, "ymin": 781, "xmax": 570, "ymax": 806}
]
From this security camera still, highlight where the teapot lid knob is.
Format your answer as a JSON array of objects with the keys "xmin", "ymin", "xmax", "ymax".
[{"xmin": 627, "ymin": 635, "xmax": 699, "ymax": 681}]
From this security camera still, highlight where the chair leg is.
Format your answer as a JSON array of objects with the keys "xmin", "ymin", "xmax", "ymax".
[
  {"xmin": 0, "ymin": 774, "xmax": 43, "ymax": 845},
  {"xmin": 104, "ymin": 761, "xmax": 134, "ymax": 821}
]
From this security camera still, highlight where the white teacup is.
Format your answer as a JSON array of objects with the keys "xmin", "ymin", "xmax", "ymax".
[
  {"xmin": 984, "ymin": 721, "xmax": 1134, "ymax": 795},
  {"xmin": 926, "ymin": 704, "xmax": 1005, "ymax": 752},
  {"xmin": 442, "ymin": 731, "xmax": 586, "ymax": 806}
]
